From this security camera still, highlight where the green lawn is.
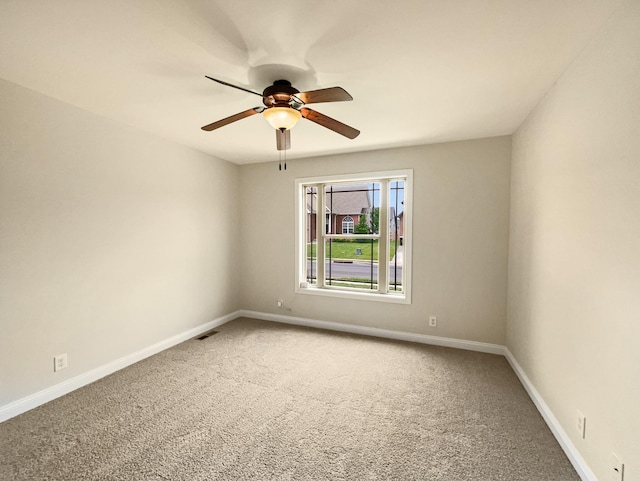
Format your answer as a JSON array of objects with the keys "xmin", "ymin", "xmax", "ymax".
[{"xmin": 307, "ymin": 240, "xmax": 399, "ymax": 261}]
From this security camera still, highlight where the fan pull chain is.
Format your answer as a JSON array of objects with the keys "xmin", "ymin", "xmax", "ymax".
[{"xmin": 277, "ymin": 148, "xmax": 288, "ymax": 171}]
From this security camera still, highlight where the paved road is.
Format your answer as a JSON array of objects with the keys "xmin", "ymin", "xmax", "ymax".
[{"xmin": 307, "ymin": 260, "xmax": 403, "ymax": 283}]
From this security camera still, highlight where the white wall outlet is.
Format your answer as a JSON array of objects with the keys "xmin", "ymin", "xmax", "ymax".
[
  {"xmin": 277, "ymin": 299, "xmax": 284, "ymax": 308},
  {"xmin": 611, "ymin": 452, "xmax": 624, "ymax": 481},
  {"xmin": 54, "ymin": 353, "xmax": 68, "ymax": 372},
  {"xmin": 576, "ymin": 410, "xmax": 586, "ymax": 439},
  {"xmin": 429, "ymin": 316, "xmax": 437, "ymax": 327}
]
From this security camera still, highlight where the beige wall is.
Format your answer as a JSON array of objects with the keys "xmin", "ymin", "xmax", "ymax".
[
  {"xmin": 0, "ymin": 79, "xmax": 241, "ymax": 406},
  {"xmin": 6, "ymin": 9, "xmax": 636, "ymax": 477},
  {"xmin": 507, "ymin": 1, "xmax": 640, "ymax": 479},
  {"xmin": 239, "ymin": 137, "xmax": 511, "ymax": 345}
]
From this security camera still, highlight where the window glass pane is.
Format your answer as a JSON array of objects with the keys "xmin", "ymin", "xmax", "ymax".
[
  {"xmin": 324, "ymin": 183, "xmax": 380, "ymax": 235},
  {"xmin": 305, "ymin": 186, "xmax": 318, "ymax": 285},
  {"xmin": 325, "ymin": 238, "xmax": 378, "ymax": 290},
  {"xmin": 388, "ymin": 180, "xmax": 405, "ymax": 292}
]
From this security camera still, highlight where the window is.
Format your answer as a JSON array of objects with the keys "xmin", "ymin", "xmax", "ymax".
[
  {"xmin": 342, "ymin": 216, "xmax": 355, "ymax": 234},
  {"xmin": 296, "ymin": 170, "xmax": 412, "ymax": 303}
]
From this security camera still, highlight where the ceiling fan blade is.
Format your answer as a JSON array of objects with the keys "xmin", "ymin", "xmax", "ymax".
[
  {"xmin": 296, "ymin": 87, "xmax": 353, "ymax": 105},
  {"xmin": 201, "ymin": 107, "xmax": 264, "ymax": 131},
  {"xmin": 205, "ymin": 76, "xmax": 263, "ymax": 98},
  {"xmin": 276, "ymin": 129, "xmax": 291, "ymax": 151},
  {"xmin": 300, "ymin": 108, "xmax": 360, "ymax": 139}
]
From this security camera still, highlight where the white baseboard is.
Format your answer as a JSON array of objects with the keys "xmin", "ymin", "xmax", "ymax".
[
  {"xmin": 0, "ymin": 310, "xmax": 503, "ymax": 424},
  {"xmin": 237, "ymin": 309, "xmax": 505, "ymax": 355},
  {"xmin": 0, "ymin": 311, "xmax": 240, "ymax": 423},
  {"xmin": 0, "ymin": 309, "xmax": 594, "ymax": 481},
  {"xmin": 503, "ymin": 348, "xmax": 596, "ymax": 481},
  {"xmin": 243, "ymin": 311, "xmax": 593, "ymax": 481}
]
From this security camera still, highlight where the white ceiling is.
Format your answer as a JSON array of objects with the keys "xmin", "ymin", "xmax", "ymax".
[{"xmin": 0, "ymin": 0, "xmax": 622, "ymax": 164}]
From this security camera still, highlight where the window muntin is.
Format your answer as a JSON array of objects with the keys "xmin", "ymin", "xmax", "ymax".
[{"xmin": 297, "ymin": 170, "xmax": 411, "ymax": 303}]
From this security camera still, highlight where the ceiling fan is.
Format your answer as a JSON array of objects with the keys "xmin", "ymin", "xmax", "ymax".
[{"xmin": 201, "ymin": 76, "xmax": 360, "ymax": 151}]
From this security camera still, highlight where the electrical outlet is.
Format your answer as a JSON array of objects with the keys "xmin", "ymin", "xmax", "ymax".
[
  {"xmin": 54, "ymin": 353, "xmax": 68, "ymax": 372},
  {"xmin": 576, "ymin": 410, "xmax": 586, "ymax": 439},
  {"xmin": 429, "ymin": 316, "xmax": 437, "ymax": 327},
  {"xmin": 277, "ymin": 299, "xmax": 284, "ymax": 308},
  {"xmin": 611, "ymin": 452, "xmax": 624, "ymax": 481}
]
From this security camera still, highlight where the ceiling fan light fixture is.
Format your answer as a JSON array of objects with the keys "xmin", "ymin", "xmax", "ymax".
[{"xmin": 263, "ymin": 106, "xmax": 302, "ymax": 130}]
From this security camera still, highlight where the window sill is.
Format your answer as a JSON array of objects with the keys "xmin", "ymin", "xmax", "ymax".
[{"xmin": 296, "ymin": 285, "xmax": 411, "ymax": 304}]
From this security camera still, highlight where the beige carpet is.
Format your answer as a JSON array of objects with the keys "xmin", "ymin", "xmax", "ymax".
[{"xmin": 0, "ymin": 318, "xmax": 579, "ymax": 480}]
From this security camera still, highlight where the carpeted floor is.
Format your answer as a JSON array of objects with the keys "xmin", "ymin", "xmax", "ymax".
[{"xmin": 0, "ymin": 318, "xmax": 580, "ymax": 480}]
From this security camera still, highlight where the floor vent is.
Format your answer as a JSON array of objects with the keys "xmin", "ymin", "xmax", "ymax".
[{"xmin": 196, "ymin": 330, "xmax": 219, "ymax": 340}]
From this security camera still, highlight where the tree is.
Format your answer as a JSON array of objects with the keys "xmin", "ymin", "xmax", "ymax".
[
  {"xmin": 370, "ymin": 207, "xmax": 379, "ymax": 234},
  {"xmin": 354, "ymin": 208, "xmax": 379, "ymax": 237},
  {"xmin": 354, "ymin": 213, "xmax": 369, "ymax": 234}
]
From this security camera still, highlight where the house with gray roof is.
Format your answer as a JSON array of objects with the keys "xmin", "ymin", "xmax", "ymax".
[{"xmin": 305, "ymin": 185, "xmax": 372, "ymax": 242}]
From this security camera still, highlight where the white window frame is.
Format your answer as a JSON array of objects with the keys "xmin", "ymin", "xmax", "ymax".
[{"xmin": 295, "ymin": 170, "xmax": 412, "ymax": 304}]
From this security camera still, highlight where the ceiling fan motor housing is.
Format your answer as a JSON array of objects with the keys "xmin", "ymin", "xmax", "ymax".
[{"xmin": 262, "ymin": 80, "xmax": 300, "ymax": 108}]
